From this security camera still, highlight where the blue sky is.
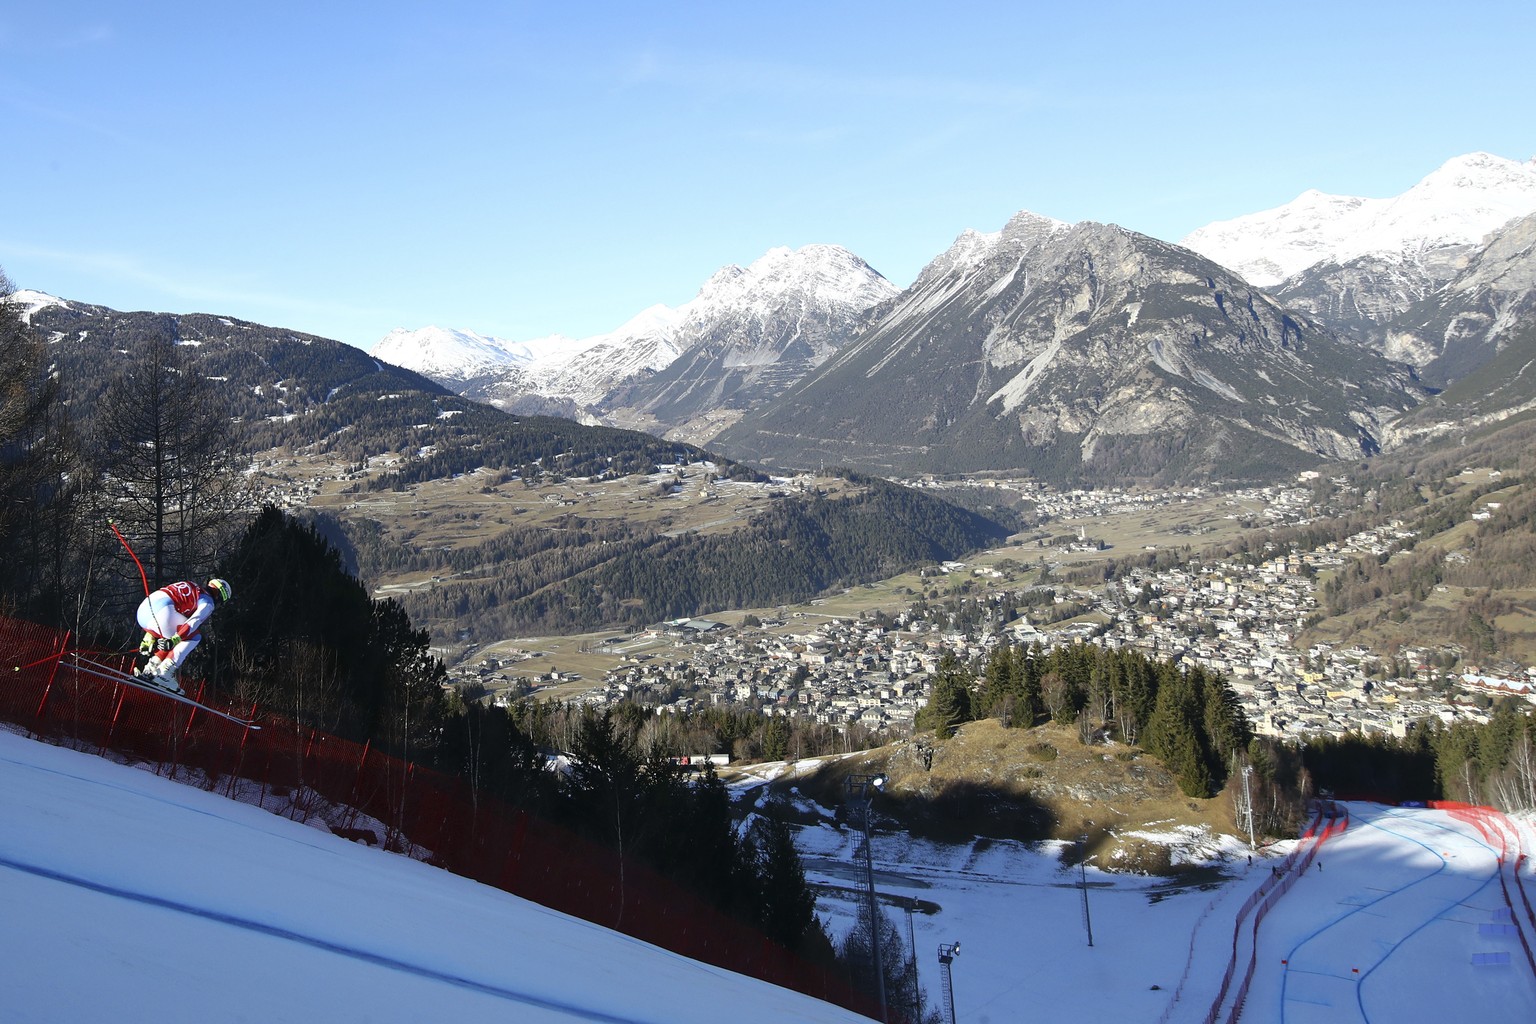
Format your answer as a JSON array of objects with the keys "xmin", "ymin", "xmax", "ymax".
[{"xmin": 3, "ymin": 1, "xmax": 1533, "ymax": 351}]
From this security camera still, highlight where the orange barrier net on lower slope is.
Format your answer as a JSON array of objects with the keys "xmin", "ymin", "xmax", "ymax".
[{"xmin": 1, "ymin": 613, "xmax": 884, "ymax": 1021}]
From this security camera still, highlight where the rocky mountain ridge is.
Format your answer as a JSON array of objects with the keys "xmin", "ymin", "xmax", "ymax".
[
  {"xmin": 375, "ymin": 244, "xmax": 896, "ymax": 437},
  {"xmin": 1382, "ymin": 210, "xmax": 1536, "ymax": 446},
  {"xmin": 371, "ymin": 151, "xmax": 1536, "ymax": 485},
  {"xmin": 24, "ymin": 151, "xmax": 1536, "ymax": 488},
  {"xmin": 713, "ymin": 220, "xmax": 1426, "ymax": 483}
]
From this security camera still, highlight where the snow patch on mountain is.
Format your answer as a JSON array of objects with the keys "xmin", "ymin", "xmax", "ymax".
[
  {"xmin": 678, "ymin": 244, "xmax": 897, "ymax": 336},
  {"xmin": 374, "ymin": 325, "xmax": 530, "ymax": 379},
  {"xmin": 1182, "ymin": 152, "xmax": 1536, "ymax": 286},
  {"xmin": 6, "ymin": 289, "xmax": 71, "ymax": 322}
]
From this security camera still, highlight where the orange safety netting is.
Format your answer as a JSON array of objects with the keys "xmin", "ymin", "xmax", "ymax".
[{"xmin": 1, "ymin": 613, "xmax": 882, "ymax": 1020}]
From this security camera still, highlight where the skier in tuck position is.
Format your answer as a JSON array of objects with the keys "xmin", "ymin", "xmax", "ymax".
[{"xmin": 135, "ymin": 578, "xmax": 233, "ymax": 693}]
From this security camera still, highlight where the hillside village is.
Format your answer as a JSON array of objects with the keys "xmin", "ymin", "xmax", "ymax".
[{"xmin": 458, "ymin": 474, "xmax": 1536, "ymax": 747}]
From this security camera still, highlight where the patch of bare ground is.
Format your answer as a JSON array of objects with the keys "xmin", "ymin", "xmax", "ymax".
[{"xmin": 764, "ymin": 718, "xmax": 1240, "ymax": 875}]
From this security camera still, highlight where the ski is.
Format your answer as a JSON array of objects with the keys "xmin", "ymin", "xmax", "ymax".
[{"xmin": 63, "ymin": 654, "xmax": 261, "ymax": 729}]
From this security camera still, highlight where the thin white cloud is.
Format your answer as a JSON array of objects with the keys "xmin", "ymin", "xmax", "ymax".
[
  {"xmin": 0, "ymin": 89, "xmax": 137, "ymax": 146},
  {"xmin": 0, "ymin": 239, "xmax": 399, "ymax": 326},
  {"xmin": 0, "ymin": 20, "xmax": 113, "ymax": 52},
  {"xmin": 616, "ymin": 50, "xmax": 1042, "ymax": 110}
]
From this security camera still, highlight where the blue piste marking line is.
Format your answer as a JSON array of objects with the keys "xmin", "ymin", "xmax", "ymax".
[
  {"xmin": 1351, "ymin": 810, "xmax": 1501, "ymax": 1020},
  {"xmin": 1273, "ymin": 806, "xmax": 1498, "ymax": 1024},
  {"xmin": 0, "ymin": 853, "xmax": 660, "ymax": 1024}
]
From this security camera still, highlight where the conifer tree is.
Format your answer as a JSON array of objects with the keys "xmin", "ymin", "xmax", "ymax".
[
  {"xmin": 1014, "ymin": 641, "xmax": 1044, "ymax": 727},
  {"xmin": 917, "ymin": 651, "xmax": 973, "ymax": 739},
  {"xmin": 744, "ymin": 816, "xmax": 819, "ymax": 952},
  {"xmin": 1145, "ymin": 665, "xmax": 1212, "ymax": 797},
  {"xmin": 1198, "ymin": 668, "xmax": 1251, "ymax": 785},
  {"xmin": 212, "ymin": 507, "xmax": 446, "ymax": 747}
]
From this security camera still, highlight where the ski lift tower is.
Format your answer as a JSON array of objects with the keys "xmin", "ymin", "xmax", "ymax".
[
  {"xmin": 938, "ymin": 941, "xmax": 961, "ymax": 1024},
  {"xmin": 846, "ymin": 772, "xmax": 888, "ymax": 1022}
]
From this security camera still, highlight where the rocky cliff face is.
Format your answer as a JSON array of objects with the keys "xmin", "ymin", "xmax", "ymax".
[
  {"xmin": 1400, "ymin": 211, "xmax": 1536, "ymax": 386},
  {"xmin": 1275, "ymin": 256, "xmax": 1448, "ymax": 363},
  {"xmin": 715, "ymin": 220, "xmax": 1426, "ymax": 484},
  {"xmin": 1382, "ymin": 211, "xmax": 1536, "ymax": 445}
]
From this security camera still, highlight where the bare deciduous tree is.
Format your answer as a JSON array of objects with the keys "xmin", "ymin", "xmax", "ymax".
[
  {"xmin": 92, "ymin": 328, "xmax": 247, "ymax": 592},
  {"xmin": 0, "ymin": 270, "xmax": 94, "ymax": 623}
]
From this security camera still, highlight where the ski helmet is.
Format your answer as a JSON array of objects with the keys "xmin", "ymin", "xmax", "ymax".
[{"xmin": 207, "ymin": 578, "xmax": 233, "ymax": 604}]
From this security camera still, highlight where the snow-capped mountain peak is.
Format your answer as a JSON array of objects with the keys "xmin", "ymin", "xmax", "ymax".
[
  {"xmin": 5, "ymin": 289, "xmax": 70, "ymax": 322},
  {"xmin": 689, "ymin": 244, "xmax": 894, "ymax": 313},
  {"xmin": 1181, "ymin": 152, "xmax": 1536, "ymax": 286},
  {"xmin": 372, "ymin": 325, "xmax": 530, "ymax": 380},
  {"xmin": 914, "ymin": 212, "xmax": 1070, "ymax": 290},
  {"xmin": 377, "ymin": 244, "xmax": 897, "ymax": 426}
]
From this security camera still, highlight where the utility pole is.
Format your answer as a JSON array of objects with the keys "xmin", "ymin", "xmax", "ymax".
[
  {"xmin": 847, "ymin": 773, "xmax": 888, "ymax": 1022},
  {"xmin": 938, "ymin": 942, "xmax": 961, "ymax": 1024},
  {"xmin": 905, "ymin": 898, "xmax": 921, "ymax": 1024},
  {"xmin": 1078, "ymin": 834, "xmax": 1095, "ymax": 947}
]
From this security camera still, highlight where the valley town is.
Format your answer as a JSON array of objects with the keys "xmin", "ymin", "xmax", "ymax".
[{"xmin": 447, "ymin": 470, "xmax": 1536, "ymax": 745}]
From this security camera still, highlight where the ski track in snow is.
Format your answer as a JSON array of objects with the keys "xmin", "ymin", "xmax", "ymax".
[
  {"xmin": 3, "ymin": 732, "xmax": 874, "ymax": 1024},
  {"xmin": 0, "ymin": 853, "xmax": 650, "ymax": 1024}
]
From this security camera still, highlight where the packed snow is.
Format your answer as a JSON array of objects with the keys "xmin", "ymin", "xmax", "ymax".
[
  {"xmin": 0, "ymin": 730, "xmax": 870, "ymax": 1024},
  {"xmin": 728, "ymin": 759, "xmax": 1535, "ymax": 1022},
  {"xmin": 4, "ymin": 730, "xmax": 1533, "ymax": 1022}
]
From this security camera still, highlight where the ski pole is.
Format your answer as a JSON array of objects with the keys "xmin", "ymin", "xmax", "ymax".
[
  {"xmin": 108, "ymin": 519, "xmax": 151, "ymax": 599},
  {"xmin": 108, "ymin": 520, "xmax": 170, "ymax": 656}
]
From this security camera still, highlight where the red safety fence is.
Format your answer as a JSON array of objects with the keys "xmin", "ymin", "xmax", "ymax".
[
  {"xmin": 1217, "ymin": 807, "xmax": 1348, "ymax": 1024},
  {"xmin": 1154, "ymin": 804, "xmax": 1346, "ymax": 1024},
  {"xmin": 0, "ymin": 613, "xmax": 883, "ymax": 1021},
  {"xmin": 1435, "ymin": 802, "xmax": 1536, "ymax": 978}
]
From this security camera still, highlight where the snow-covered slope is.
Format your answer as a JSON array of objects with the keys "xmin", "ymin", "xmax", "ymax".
[
  {"xmin": 731, "ymin": 758, "xmax": 1536, "ymax": 1022},
  {"xmin": 0, "ymin": 730, "xmax": 870, "ymax": 1024},
  {"xmin": 1182, "ymin": 152, "xmax": 1536, "ymax": 287},
  {"xmin": 372, "ymin": 324, "xmax": 587, "ymax": 384},
  {"xmin": 530, "ymin": 303, "xmax": 684, "ymax": 405},
  {"xmin": 7, "ymin": 728, "xmax": 1535, "ymax": 1022},
  {"xmin": 675, "ymin": 244, "xmax": 896, "ymax": 354}
]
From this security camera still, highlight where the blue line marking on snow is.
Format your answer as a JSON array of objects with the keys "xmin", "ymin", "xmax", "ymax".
[
  {"xmin": 1273, "ymin": 806, "xmax": 1498, "ymax": 1024},
  {"xmin": 0, "ymin": 853, "xmax": 660, "ymax": 1024}
]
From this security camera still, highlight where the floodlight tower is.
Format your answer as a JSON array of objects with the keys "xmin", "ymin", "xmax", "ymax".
[
  {"xmin": 846, "ymin": 773, "xmax": 888, "ymax": 1022},
  {"xmin": 938, "ymin": 941, "xmax": 961, "ymax": 1024},
  {"xmin": 1242, "ymin": 764, "xmax": 1257, "ymax": 851}
]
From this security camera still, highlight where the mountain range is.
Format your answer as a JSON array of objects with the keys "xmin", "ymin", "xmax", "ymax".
[
  {"xmin": 375, "ymin": 152, "xmax": 1536, "ymax": 484},
  {"xmin": 373, "ymin": 245, "xmax": 898, "ymax": 444}
]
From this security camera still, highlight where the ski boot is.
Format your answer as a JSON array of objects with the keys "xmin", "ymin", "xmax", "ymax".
[{"xmin": 151, "ymin": 657, "xmax": 184, "ymax": 695}]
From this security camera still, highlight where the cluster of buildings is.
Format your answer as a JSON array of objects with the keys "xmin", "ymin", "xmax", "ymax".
[
  {"xmin": 581, "ymin": 616, "xmax": 983, "ymax": 733},
  {"xmin": 530, "ymin": 478, "xmax": 1535, "ymax": 744}
]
